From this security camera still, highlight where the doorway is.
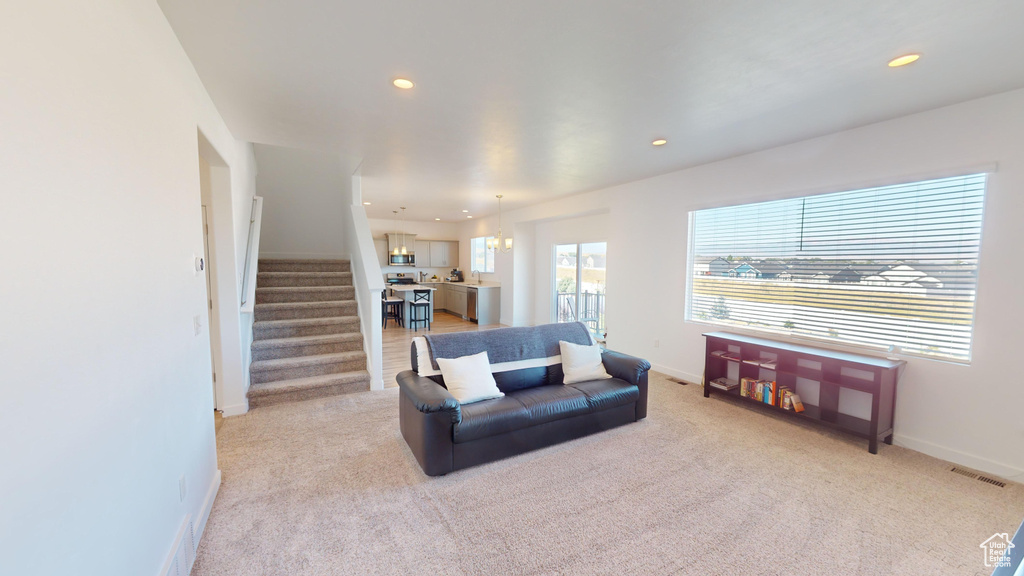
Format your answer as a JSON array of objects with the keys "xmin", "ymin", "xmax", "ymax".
[
  {"xmin": 554, "ymin": 242, "xmax": 607, "ymax": 339},
  {"xmin": 201, "ymin": 204, "xmax": 217, "ymax": 405}
]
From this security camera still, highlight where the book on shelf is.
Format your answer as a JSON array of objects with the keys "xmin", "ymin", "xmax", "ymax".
[
  {"xmin": 759, "ymin": 360, "xmax": 777, "ymax": 370},
  {"xmin": 790, "ymin": 392, "xmax": 805, "ymax": 413},
  {"xmin": 708, "ymin": 377, "xmax": 738, "ymax": 391}
]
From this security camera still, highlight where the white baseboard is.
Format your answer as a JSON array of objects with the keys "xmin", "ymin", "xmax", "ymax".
[
  {"xmin": 651, "ymin": 363, "xmax": 701, "ymax": 384},
  {"xmin": 220, "ymin": 400, "xmax": 248, "ymax": 417},
  {"xmin": 259, "ymin": 251, "xmax": 348, "ymax": 260},
  {"xmin": 195, "ymin": 469, "xmax": 222, "ymax": 547},
  {"xmin": 895, "ymin": 434, "xmax": 1024, "ymax": 483}
]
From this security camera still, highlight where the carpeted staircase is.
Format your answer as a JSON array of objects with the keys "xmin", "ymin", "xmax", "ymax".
[{"xmin": 248, "ymin": 259, "xmax": 370, "ymax": 408}]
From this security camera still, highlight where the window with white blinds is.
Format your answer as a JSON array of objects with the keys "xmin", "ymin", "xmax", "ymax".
[{"xmin": 687, "ymin": 173, "xmax": 987, "ymax": 361}]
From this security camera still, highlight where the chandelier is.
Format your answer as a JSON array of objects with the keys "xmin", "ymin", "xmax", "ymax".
[{"xmin": 486, "ymin": 195, "xmax": 513, "ymax": 253}]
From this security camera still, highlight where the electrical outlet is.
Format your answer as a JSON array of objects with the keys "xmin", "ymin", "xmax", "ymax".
[
  {"xmin": 193, "ymin": 315, "xmax": 202, "ymax": 336},
  {"xmin": 653, "ymin": 339, "xmax": 660, "ymax": 348},
  {"xmin": 179, "ymin": 474, "xmax": 187, "ymax": 502}
]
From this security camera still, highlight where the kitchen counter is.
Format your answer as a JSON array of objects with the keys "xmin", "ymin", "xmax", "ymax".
[
  {"xmin": 388, "ymin": 284, "xmax": 437, "ymax": 292},
  {"xmin": 419, "ymin": 281, "xmax": 500, "ymax": 289}
]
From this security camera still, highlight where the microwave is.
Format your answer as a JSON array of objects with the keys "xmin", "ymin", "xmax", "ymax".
[{"xmin": 389, "ymin": 253, "xmax": 415, "ymax": 266}]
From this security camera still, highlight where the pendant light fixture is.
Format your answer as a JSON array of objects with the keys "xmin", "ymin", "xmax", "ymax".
[
  {"xmin": 486, "ymin": 195, "xmax": 513, "ymax": 253},
  {"xmin": 392, "ymin": 210, "xmax": 400, "ymax": 256},
  {"xmin": 399, "ymin": 207, "xmax": 408, "ymax": 255}
]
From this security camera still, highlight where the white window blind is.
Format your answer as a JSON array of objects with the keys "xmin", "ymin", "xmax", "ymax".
[{"xmin": 687, "ymin": 173, "xmax": 987, "ymax": 361}]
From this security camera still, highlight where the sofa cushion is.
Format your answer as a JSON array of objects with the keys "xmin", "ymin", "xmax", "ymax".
[
  {"xmin": 436, "ymin": 351, "xmax": 504, "ymax": 405},
  {"xmin": 513, "ymin": 385, "xmax": 591, "ymax": 426},
  {"xmin": 567, "ymin": 378, "xmax": 639, "ymax": 412},
  {"xmin": 559, "ymin": 340, "xmax": 612, "ymax": 384},
  {"xmin": 454, "ymin": 395, "xmax": 531, "ymax": 443}
]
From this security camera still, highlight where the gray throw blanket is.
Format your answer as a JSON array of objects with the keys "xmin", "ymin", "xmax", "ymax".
[{"xmin": 423, "ymin": 322, "xmax": 592, "ymax": 370}]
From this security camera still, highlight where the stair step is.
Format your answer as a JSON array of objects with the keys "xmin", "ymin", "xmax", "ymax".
[
  {"xmin": 257, "ymin": 271, "xmax": 353, "ymax": 288},
  {"xmin": 251, "ymin": 333, "xmax": 364, "ymax": 361},
  {"xmin": 247, "ymin": 371, "xmax": 370, "ymax": 408},
  {"xmin": 254, "ymin": 300, "xmax": 358, "ymax": 321},
  {"xmin": 253, "ymin": 316, "xmax": 361, "ymax": 340},
  {"xmin": 255, "ymin": 285, "xmax": 355, "ymax": 304},
  {"xmin": 258, "ymin": 259, "xmax": 351, "ymax": 273},
  {"xmin": 250, "ymin": 351, "xmax": 367, "ymax": 384}
]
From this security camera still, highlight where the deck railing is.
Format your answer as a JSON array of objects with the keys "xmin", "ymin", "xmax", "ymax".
[{"xmin": 556, "ymin": 291, "xmax": 606, "ymax": 337}]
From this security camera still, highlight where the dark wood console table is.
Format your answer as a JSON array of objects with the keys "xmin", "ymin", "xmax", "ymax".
[{"xmin": 702, "ymin": 332, "xmax": 905, "ymax": 453}]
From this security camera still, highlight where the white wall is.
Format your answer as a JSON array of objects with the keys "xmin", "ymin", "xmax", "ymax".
[
  {"xmin": 0, "ymin": 1, "xmax": 256, "ymax": 575},
  {"xmin": 254, "ymin": 144, "xmax": 349, "ymax": 259},
  {"xmin": 468, "ymin": 89, "xmax": 1024, "ymax": 482}
]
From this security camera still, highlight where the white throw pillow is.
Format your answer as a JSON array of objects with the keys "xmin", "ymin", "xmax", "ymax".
[
  {"xmin": 560, "ymin": 340, "xmax": 612, "ymax": 384},
  {"xmin": 436, "ymin": 351, "xmax": 504, "ymax": 405}
]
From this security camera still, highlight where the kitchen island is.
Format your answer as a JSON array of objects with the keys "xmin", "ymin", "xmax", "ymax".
[{"xmin": 387, "ymin": 285, "xmax": 437, "ymax": 323}]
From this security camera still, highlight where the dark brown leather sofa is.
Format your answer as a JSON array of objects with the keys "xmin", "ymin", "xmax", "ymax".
[{"xmin": 398, "ymin": 323, "xmax": 650, "ymax": 476}]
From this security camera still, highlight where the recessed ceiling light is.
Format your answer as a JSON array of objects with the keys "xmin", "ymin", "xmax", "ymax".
[
  {"xmin": 393, "ymin": 78, "xmax": 415, "ymax": 89},
  {"xmin": 363, "ymin": 202, "xmax": 371, "ymax": 205},
  {"xmin": 435, "ymin": 218, "xmax": 441, "ymax": 221},
  {"xmin": 467, "ymin": 215, "xmax": 473, "ymax": 219},
  {"xmin": 652, "ymin": 139, "xmax": 668, "ymax": 146},
  {"xmin": 888, "ymin": 54, "xmax": 920, "ymax": 67},
  {"xmin": 462, "ymin": 209, "xmax": 469, "ymax": 213}
]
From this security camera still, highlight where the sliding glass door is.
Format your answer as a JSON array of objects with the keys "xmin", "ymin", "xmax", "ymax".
[{"xmin": 554, "ymin": 242, "xmax": 607, "ymax": 339}]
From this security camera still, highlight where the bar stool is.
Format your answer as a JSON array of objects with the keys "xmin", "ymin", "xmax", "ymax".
[
  {"xmin": 382, "ymin": 290, "xmax": 404, "ymax": 328},
  {"xmin": 408, "ymin": 289, "xmax": 431, "ymax": 331}
]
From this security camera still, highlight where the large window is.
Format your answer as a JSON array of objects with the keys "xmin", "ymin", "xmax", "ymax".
[
  {"xmin": 555, "ymin": 242, "xmax": 607, "ymax": 339},
  {"xmin": 687, "ymin": 173, "xmax": 986, "ymax": 361},
  {"xmin": 470, "ymin": 237, "xmax": 495, "ymax": 273}
]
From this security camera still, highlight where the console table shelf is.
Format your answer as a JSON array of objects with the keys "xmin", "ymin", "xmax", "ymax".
[{"xmin": 702, "ymin": 332, "xmax": 905, "ymax": 453}]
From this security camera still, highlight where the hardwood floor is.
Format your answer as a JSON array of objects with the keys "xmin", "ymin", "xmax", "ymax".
[{"xmin": 381, "ymin": 311, "xmax": 505, "ymax": 388}]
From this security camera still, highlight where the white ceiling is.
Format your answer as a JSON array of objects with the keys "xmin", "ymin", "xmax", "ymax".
[{"xmin": 158, "ymin": 0, "xmax": 1024, "ymax": 221}]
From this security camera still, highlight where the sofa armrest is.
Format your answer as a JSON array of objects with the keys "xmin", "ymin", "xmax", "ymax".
[
  {"xmin": 602, "ymin": 350, "xmax": 651, "ymax": 420},
  {"xmin": 398, "ymin": 370, "xmax": 460, "ymax": 476},
  {"xmin": 602, "ymin": 350, "xmax": 651, "ymax": 385},
  {"xmin": 397, "ymin": 370, "xmax": 461, "ymax": 424}
]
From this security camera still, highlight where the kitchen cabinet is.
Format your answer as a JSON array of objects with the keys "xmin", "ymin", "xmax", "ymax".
[
  {"xmin": 432, "ymin": 284, "xmax": 447, "ymax": 310},
  {"xmin": 447, "ymin": 284, "xmax": 468, "ymax": 317},
  {"xmin": 386, "ymin": 233, "xmax": 416, "ymax": 255},
  {"xmin": 414, "ymin": 240, "xmax": 431, "ymax": 263},
  {"xmin": 374, "ymin": 238, "xmax": 389, "ymax": 267},
  {"xmin": 429, "ymin": 241, "xmax": 459, "ymax": 268}
]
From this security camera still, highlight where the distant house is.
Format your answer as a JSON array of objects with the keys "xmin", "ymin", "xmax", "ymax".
[
  {"xmin": 709, "ymin": 257, "xmax": 732, "ymax": 276},
  {"xmin": 863, "ymin": 263, "xmax": 943, "ymax": 289},
  {"xmin": 830, "ymin": 266, "xmax": 863, "ymax": 284},
  {"xmin": 728, "ymin": 263, "xmax": 761, "ymax": 278},
  {"xmin": 754, "ymin": 261, "xmax": 790, "ymax": 280}
]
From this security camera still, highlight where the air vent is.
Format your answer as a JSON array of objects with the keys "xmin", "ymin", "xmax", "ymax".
[
  {"xmin": 951, "ymin": 466, "xmax": 1006, "ymax": 487},
  {"xmin": 978, "ymin": 476, "xmax": 1007, "ymax": 488},
  {"xmin": 669, "ymin": 377, "xmax": 690, "ymax": 385},
  {"xmin": 950, "ymin": 466, "xmax": 978, "ymax": 479}
]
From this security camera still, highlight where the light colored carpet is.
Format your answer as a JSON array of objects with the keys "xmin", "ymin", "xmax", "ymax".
[{"xmin": 194, "ymin": 373, "xmax": 1023, "ymax": 576}]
